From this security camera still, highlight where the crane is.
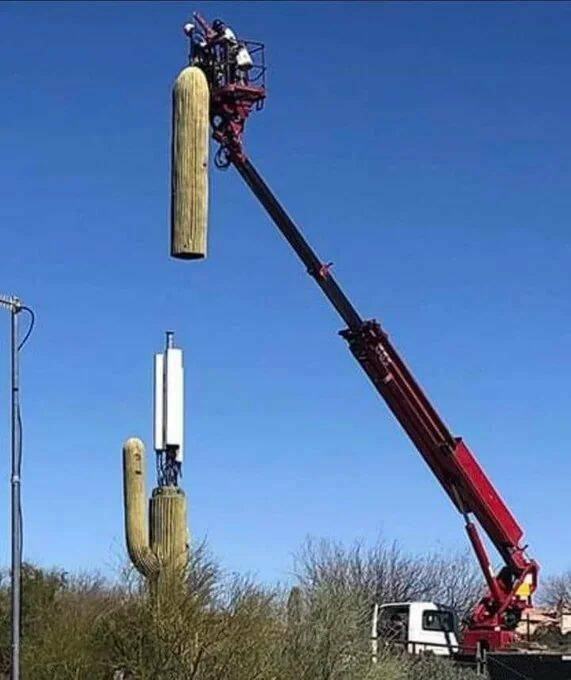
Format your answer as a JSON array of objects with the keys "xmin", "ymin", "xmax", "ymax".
[{"xmin": 185, "ymin": 13, "xmax": 539, "ymax": 653}]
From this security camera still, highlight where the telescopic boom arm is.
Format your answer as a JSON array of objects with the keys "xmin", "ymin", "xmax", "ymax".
[
  {"xmin": 235, "ymin": 158, "xmax": 538, "ymax": 650},
  {"xmin": 188, "ymin": 13, "xmax": 538, "ymax": 652}
]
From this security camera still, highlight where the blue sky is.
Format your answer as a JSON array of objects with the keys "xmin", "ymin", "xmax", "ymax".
[{"xmin": 0, "ymin": 1, "xmax": 569, "ymax": 586}]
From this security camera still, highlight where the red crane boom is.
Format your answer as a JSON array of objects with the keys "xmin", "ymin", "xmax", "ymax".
[{"xmin": 189, "ymin": 13, "xmax": 538, "ymax": 652}]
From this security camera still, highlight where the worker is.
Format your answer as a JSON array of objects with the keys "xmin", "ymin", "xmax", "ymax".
[
  {"xmin": 184, "ymin": 22, "xmax": 209, "ymax": 66},
  {"xmin": 211, "ymin": 18, "xmax": 253, "ymax": 83},
  {"xmin": 212, "ymin": 18, "xmax": 237, "ymax": 44}
]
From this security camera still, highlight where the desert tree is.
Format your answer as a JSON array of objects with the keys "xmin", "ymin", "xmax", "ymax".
[{"xmin": 538, "ymin": 569, "xmax": 571, "ymax": 611}]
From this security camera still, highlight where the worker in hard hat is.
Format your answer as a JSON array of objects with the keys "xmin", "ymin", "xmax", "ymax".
[{"xmin": 184, "ymin": 22, "xmax": 210, "ymax": 67}]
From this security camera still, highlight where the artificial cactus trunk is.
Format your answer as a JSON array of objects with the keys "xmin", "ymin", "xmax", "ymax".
[
  {"xmin": 170, "ymin": 65, "xmax": 210, "ymax": 260},
  {"xmin": 123, "ymin": 438, "xmax": 188, "ymax": 591},
  {"xmin": 150, "ymin": 486, "xmax": 188, "ymax": 581}
]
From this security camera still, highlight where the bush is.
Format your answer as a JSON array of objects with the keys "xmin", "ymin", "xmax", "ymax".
[{"xmin": 0, "ymin": 539, "xmax": 482, "ymax": 679}]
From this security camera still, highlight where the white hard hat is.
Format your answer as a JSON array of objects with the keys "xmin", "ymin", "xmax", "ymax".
[{"xmin": 183, "ymin": 23, "xmax": 195, "ymax": 36}]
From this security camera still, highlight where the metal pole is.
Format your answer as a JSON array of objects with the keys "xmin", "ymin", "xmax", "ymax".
[
  {"xmin": 371, "ymin": 603, "xmax": 379, "ymax": 664},
  {"xmin": 233, "ymin": 158, "xmax": 363, "ymax": 331},
  {"xmin": 10, "ymin": 306, "xmax": 20, "ymax": 680}
]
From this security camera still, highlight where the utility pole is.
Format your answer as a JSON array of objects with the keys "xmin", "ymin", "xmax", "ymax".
[
  {"xmin": 1, "ymin": 295, "xmax": 34, "ymax": 680},
  {"xmin": 10, "ymin": 303, "xmax": 20, "ymax": 680}
]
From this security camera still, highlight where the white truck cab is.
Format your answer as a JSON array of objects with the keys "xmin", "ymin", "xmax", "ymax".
[{"xmin": 376, "ymin": 602, "xmax": 460, "ymax": 656}]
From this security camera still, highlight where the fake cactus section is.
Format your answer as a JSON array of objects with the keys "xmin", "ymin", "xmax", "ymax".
[
  {"xmin": 123, "ymin": 438, "xmax": 188, "ymax": 587},
  {"xmin": 171, "ymin": 65, "xmax": 210, "ymax": 260}
]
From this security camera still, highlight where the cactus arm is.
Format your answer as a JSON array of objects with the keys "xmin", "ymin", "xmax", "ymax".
[{"xmin": 122, "ymin": 438, "xmax": 160, "ymax": 579}]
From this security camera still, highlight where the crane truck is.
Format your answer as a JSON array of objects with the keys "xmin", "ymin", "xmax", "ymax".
[{"xmin": 173, "ymin": 14, "xmax": 570, "ymax": 676}]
